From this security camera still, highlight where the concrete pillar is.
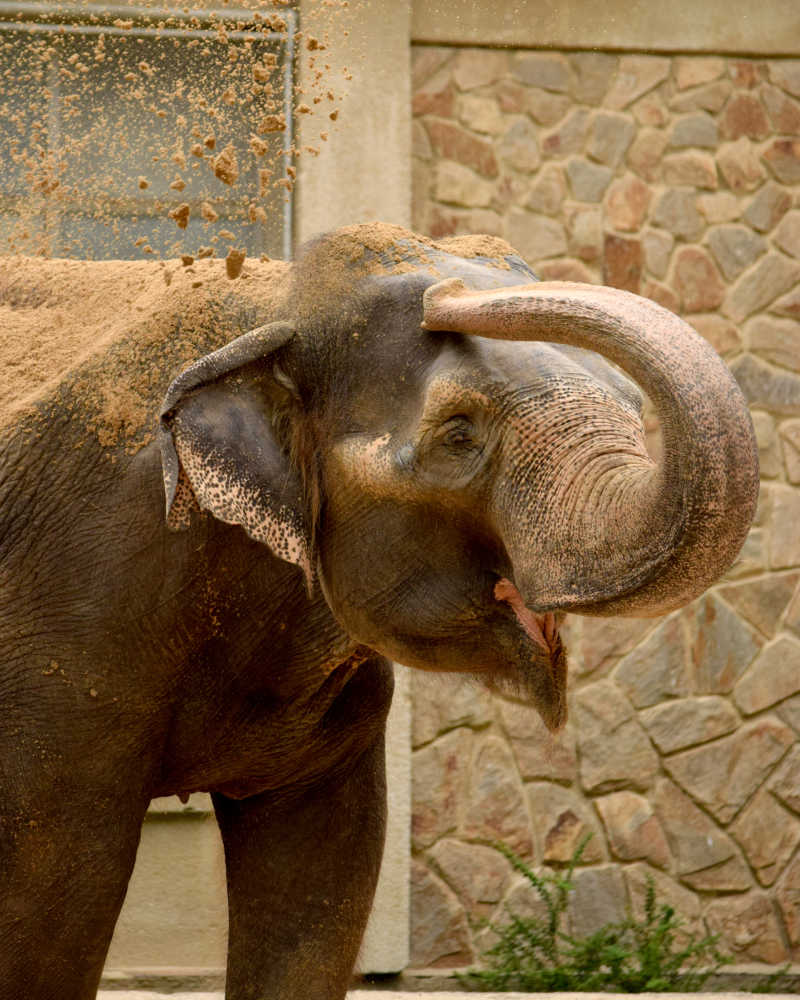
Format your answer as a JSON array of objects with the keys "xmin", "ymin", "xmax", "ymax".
[
  {"xmin": 359, "ymin": 665, "xmax": 411, "ymax": 973},
  {"xmin": 105, "ymin": 800, "xmax": 227, "ymax": 973},
  {"xmin": 296, "ymin": 0, "xmax": 413, "ymax": 973},
  {"xmin": 296, "ymin": 0, "xmax": 412, "ymax": 244}
]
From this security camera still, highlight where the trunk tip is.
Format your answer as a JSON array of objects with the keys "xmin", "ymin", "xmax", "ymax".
[{"xmin": 422, "ymin": 277, "xmax": 468, "ymax": 328}]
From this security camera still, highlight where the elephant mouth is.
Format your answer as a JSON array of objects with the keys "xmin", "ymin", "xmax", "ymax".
[
  {"xmin": 494, "ymin": 577, "xmax": 560, "ymax": 654},
  {"xmin": 489, "ymin": 575, "xmax": 567, "ymax": 731}
]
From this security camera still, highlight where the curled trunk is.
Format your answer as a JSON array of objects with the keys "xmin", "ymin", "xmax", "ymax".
[{"xmin": 422, "ymin": 279, "xmax": 758, "ymax": 617}]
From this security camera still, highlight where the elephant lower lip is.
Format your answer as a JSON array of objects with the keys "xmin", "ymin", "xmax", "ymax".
[{"xmin": 494, "ymin": 578, "xmax": 558, "ymax": 653}]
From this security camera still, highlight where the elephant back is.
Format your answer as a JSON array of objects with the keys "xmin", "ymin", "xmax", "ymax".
[{"xmin": 0, "ymin": 255, "xmax": 291, "ymax": 452}]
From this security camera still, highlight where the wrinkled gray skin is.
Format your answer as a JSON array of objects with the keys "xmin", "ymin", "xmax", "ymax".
[{"xmin": 0, "ymin": 226, "xmax": 757, "ymax": 1000}]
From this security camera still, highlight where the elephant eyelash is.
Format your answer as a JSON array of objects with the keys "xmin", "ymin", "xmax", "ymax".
[{"xmin": 439, "ymin": 415, "xmax": 477, "ymax": 447}]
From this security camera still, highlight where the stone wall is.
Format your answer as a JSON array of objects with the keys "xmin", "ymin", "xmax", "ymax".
[{"xmin": 410, "ymin": 48, "xmax": 800, "ymax": 971}]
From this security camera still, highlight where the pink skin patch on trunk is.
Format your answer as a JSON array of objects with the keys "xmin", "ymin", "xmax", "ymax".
[{"xmin": 494, "ymin": 578, "xmax": 558, "ymax": 653}]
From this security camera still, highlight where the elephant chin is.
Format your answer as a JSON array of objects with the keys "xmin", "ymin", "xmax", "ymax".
[
  {"xmin": 487, "ymin": 578, "xmax": 569, "ymax": 732},
  {"xmin": 485, "ymin": 635, "xmax": 568, "ymax": 733}
]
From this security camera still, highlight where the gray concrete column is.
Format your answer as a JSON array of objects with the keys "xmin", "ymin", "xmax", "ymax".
[
  {"xmin": 296, "ymin": 0, "xmax": 412, "ymax": 244},
  {"xmin": 359, "ymin": 665, "xmax": 411, "ymax": 973}
]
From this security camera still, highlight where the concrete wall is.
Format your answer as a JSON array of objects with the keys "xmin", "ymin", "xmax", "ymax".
[
  {"xmin": 409, "ymin": 44, "xmax": 800, "ymax": 971},
  {"xmin": 412, "ymin": 0, "xmax": 800, "ymax": 56}
]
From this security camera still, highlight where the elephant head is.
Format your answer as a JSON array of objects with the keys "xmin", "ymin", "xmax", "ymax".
[{"xmin": 159, "ymin": 224, "xmax": 758, "ymax": 730}]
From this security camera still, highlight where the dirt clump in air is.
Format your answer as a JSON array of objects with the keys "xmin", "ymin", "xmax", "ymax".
[
  {"xmin": 213, "ymin": 145, "xmax": 239, "ymax": 187},
  {"xmin": 226, "ymin": 248, "xmax": 246, "ymax": 279},
  {"xmin": 169, "ymin": 204, "xmax": 191, "ymax": 230}
]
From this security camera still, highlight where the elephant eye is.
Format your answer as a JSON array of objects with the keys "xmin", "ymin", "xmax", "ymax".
[{"xmin": 441, "ymin": 415, "xmax": 475, "ymax": 446}]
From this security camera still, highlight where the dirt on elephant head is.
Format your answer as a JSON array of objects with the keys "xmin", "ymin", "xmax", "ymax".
[
  {"xmin": 288, "ymin": 220, "xmax": 522, "ymax": 329},
  {"xmin": 0, "ymin": 254, "xmax": 290, "ymax": 450},
  {"xmin": 298, "ymin": 221, "xmax": 518, "ymax": 279}
]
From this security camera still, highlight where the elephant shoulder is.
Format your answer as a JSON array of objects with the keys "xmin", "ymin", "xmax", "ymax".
[{"xmin": 0, "ymin": 257, "xmax": 290, "ymax": 455}]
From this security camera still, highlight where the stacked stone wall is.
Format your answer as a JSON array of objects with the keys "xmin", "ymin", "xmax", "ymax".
[{"xmin": 410, "ymin": 47, "xmax": 800, "ymax": 971}]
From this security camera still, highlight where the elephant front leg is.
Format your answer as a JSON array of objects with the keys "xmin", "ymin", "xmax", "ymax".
[
  {"xmin": 0, "ymin": 789, "xmax": 148, "ymax": 1000},
  {"xmin": 212, "ymin": 733, "xmax": 388, "ymax": 1000}
]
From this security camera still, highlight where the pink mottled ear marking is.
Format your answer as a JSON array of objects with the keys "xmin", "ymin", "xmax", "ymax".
[
  {"xmin": 166, "ymin": 464, "xmax": 201, "ymax": 531},
  {"xmin": 159, "ymin": 320, "xmax": 313, "ymax": 589},
  {"xmin": 171, "ymin": 422, "xmax": 313, "ymax": 588}
]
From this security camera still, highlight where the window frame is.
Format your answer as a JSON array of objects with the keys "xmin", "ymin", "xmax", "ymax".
[{"xmin": 0, "ymin": 1, "xmax": 296, "ymax": 259}]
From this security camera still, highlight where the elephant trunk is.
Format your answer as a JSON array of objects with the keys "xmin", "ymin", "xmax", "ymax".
[{"xmin": 422, "ymin": 279, "xmax": 758, "ymax": 617}]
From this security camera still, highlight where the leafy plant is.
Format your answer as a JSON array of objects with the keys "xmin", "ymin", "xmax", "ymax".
[{"xmin": 461, "ymin": 837, "xmax": 733, "ymax": 993}]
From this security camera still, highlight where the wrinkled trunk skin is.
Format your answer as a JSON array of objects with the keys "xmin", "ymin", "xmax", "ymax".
[
  {"xmin": 494, "ymin": 369, "xmax": 664, "ymax": 612},
  {"xmin": 424, "ymin": 279, "xmax": 759, "ymax": 617}
]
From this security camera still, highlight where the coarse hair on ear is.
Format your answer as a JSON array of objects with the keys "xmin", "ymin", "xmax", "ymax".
[{"xmin": 158, "ymin": 321, "xmax": 314, "ymax": 587}]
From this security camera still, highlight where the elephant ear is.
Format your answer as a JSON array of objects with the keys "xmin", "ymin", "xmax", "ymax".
[{"xmin": 159, "ymin": 321, "xmax": 313, "ymax": 586}]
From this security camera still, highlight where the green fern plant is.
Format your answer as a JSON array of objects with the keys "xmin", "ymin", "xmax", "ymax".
[{"xmin": 461, "ymin": 837, "xmax": 733, "ymax": 993}]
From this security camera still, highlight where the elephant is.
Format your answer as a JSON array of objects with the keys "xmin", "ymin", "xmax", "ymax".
[{"xmin": 0, "ymin": 222, "xmax": 758, "ymax": 1000}]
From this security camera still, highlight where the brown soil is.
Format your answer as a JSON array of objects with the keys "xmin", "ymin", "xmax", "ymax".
[{"xmin": 0, "ymin": 254, "xmax": 290, "ymax": 449}]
